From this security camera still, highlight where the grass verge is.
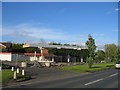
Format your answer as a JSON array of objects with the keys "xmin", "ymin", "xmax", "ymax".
[
  {"xmin": 58, "ymin": 63, "xmax": 115, "ymax": 73},
  {"xmin": 0, "ymin": 70, "xmax": 31, "ymax": 83}
]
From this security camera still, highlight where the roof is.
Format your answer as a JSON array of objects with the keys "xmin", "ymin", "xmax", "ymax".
[
  {"xmin": 0, "ymin": 43, "xmax": 6, "ymax": 48},
  {"xmin": 0, "ymin": 52, "xmax": 43, "ymax": 55},
  {"xmin": 43, "ymin": 53, "xmax": 57, "ymax": 57},
  {"xmin": 29, "ymin": 43, "xmax": 86, "ymax": 50}
]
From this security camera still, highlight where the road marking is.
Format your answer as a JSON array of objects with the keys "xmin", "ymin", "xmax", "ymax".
[
  {"xmin": 108, "ymin": 73, "xmax": 118, "ymax": 78},
  {"xmin": 84, "ymin": 79, "xmax": 103, "ymax": 86},
  {"xmin": 84, "ymin": 73, "xmax": 118, "ymax": 86}
]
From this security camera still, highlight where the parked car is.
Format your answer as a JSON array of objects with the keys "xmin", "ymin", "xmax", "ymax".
[{"xmin": 115, "ymin": 61, "xmax": 120, "ymax": 69}]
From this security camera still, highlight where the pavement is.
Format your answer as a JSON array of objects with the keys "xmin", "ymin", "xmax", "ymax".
[{"xmin": 2, "ymin": 67, "xmax": 119, "ymax": 88}]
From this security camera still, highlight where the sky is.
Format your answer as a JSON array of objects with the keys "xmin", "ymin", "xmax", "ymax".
[{"xmin": 2, "ymin": 2, "xmax": 118, "ymax": 49}]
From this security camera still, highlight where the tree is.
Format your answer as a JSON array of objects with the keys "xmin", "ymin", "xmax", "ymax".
[
  {"xmin": 104, "ymin": 44, "xmax": 118, "ymax": 62},
  {"xmin": 24, "ymin": 47, "xmax": 41, "ymax": 53},
  {"xmin": 80, "ymin": 49, "xmax": 89, "ymax": 62},
  {"xmin": 11, "ymin": 43, "xmax": 40, "ymax": 53},
  {"xmin": 117, "ymin": 48, "xmax": 120, "ymax": 62},
  {"xmin": 95, "ymin": 50, "xmax": 105, "ymax": 63},
  {"xmin": 85, "ymin": 34, "xmax": 97, "ymax": 68},
  {"xmin": 49, "ymin": 42, "xmax": 62, "ymax": 45},
  {"xmin": 86, "ymin": 57, "xmax": 93, "ymax": 68},
  {"xmin": 64, "ymin": 43, "xmax": 70, "ymax": 46},
  {"xmin": 11, "ymin": 43, "xmax": 24, "ymax": 53}
]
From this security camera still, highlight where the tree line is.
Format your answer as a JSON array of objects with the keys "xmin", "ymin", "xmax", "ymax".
[
  {"xmin": 1, "ymin": 43, "xmax": 40, "ymax": 53},
  {"xmin": 85, "ymin": 34, "xmax": 119, "ymax": 68}
]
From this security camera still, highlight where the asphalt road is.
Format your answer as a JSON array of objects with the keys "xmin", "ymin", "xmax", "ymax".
[{"xmin": 5, "ymin": 68, "xmax": 119, "ymax": 88}]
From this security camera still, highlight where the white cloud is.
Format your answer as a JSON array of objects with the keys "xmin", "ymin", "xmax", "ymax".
[
  {"xmin": 3, "ymin": 24, "xmax": 68, "ymax": 40},
  {"xmin": 105, "ymin": 8, "xmax": 119, "ymax": 15},
  {"xmin": 3, "ymin": 23, "xmax": 84, "ymax": 42},
  {"xmin": 115, "ymin": 8, "xmax": 120, "ymax": 11},
  {"xmin": 3, "ymin": 23, "xmax": 115, "ymax": 47}
]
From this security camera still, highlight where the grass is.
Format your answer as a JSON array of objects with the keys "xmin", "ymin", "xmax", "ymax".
[
  {"xmin": 0, "ymin": 70, "xmax": 31, "ymax": 83},
  {"xmin": 0, "ymin": 71, "xmax": 14, "ymax": 83},
  {"xmin": 59, "ymin": 63, "xmax": 115, "ymax": 73}
]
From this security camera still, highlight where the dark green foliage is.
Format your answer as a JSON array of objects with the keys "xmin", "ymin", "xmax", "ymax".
[
  {"xmin": 0, "ymin": 47, "xmax": 7, "ymax": 52},
  {"xmin": 95, "ymin": 50, "xmax": 105, "ymax": 63},
  {"xmin": 2, "ymin": 65, "xmax": 13, "ymax": 69},
  {"xmin": 85, "ymin": 34, "xmax": 97, "ymax": 58},
  {"xmin": 80, "ymin": 49, "xmax": 89, "ymax": 60},
  {"xmin": 63, "ymin": 44, "xmax": 71, "ymax": 46},
  {"xmin": 49, "ymin": 42, "xmax": 62, "ymax": 45},
  {"xmin": 85, "ymin": 34, "xmax": 97, "ymax": 68},
  {"xmin": 71, "ymin": 44, "xmax": 77, "ymax": 46},
  {"xmin": 117, "ymin": 48, "xmax": 120, "ymax": 62},
  {"xmin": 24, "ymin": 47, "xmax": 41, "ymax": 53},
  {"xmin": 16, "ymin": 74, "xmax": 31, "ymax": 82},
  {"xmin": 7, "ymin": 43, "xmax": 41, "ymax": 53},
  {"xmin": 104, "ymin": 44, "xmax": 118, "ymax": 62},
  {"xmin": 11, "ymin": 43, "xmax": 25, "ymax": 53},
  {"xmin": 87, "ymin": 57, "xmax": 93, "ymax": 68},
  {"xmin": 48, "ymin": 48, "xmax": 89, "ymax": 59},
  {"xmin": 1, "ymin": 64, "xmax": 16, "ymax": 69}
]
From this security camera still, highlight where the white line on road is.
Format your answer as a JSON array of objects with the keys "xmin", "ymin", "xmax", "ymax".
[
  {"xmin": 84, "ymin": 73, "xmax": 118, "ymax": 86},
  {"xmin": 84, "ymin": 79, "xmax": 103, "ymax": 85},
  {"xmin": 108, "ymin": 73, "xmax": 118, "ymax": 78}
]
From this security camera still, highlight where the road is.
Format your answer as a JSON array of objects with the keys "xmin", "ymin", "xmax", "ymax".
[{"xmin": 4, "ymin": 68, "xmax": 119, "ymax": 88}]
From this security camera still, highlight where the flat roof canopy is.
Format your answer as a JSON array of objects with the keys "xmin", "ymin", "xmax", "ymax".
[{"xmin": 28, "ymin": 43, "xmax": 86, "ymax": 50}]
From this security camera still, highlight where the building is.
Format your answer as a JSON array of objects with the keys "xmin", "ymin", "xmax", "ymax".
[
  {"xmin": 0, "ymin": 43, "xmax": 6, "ymax": 49},
  {"xmin": 0, "ymin": 43, "xmax": 87, "ymax": 66},
  {"xmin": 29, "ymin": 43, "xmax": 87, "ymax": 63},
  {"xmin": 0, "ymin": 52, "xmax": 42, "ymax": 62},
  {"xmin": 1, "ymin": 42, "xmax": 12, "ymax": 52}
]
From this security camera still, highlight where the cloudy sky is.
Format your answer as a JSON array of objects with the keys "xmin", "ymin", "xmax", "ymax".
[{"xmin": 2, "ymin": 2, "xmax": 118, "ymax": 49}]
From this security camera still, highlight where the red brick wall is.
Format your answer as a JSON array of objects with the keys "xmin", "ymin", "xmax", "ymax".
[{"xmin": 43, "ymin": 49, "xmax": 48, "ymax": 54}]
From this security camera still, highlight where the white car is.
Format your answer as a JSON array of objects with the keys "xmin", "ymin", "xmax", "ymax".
[{"xmin": 115, "ymin": 62, "xmax": 120, "ymax": 69}]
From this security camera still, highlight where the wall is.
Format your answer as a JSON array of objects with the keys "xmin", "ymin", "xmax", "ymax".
[
  {"xmin": 12, "ymin": 54, "xmax": 30, "ymax": 61},
  {"xmin": 0, "ymin": 53, "xmax": 12, "ymax": 61},
  {"xmin": 0, "ymin": 53, "xmax": 30, "ymax": 61}
]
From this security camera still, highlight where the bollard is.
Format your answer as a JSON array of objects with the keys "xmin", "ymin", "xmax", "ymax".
[
  {"xmin": 22, "ymin": 69, "xmax": 25, "ymax": 75},
  {"xmin": 17, "ymin": 68, "xmax": 19, "ymax": 73},
  {"xmin": 13, "ymin": 71, "xmax": 17, "ymax": 79},
  {"xmin": 12, "ymin": 67, "xmax": 14, "ymax": 71},
  {"xmin": 0, "ymin": 66, "xmax": 1, "ymax": 71}
]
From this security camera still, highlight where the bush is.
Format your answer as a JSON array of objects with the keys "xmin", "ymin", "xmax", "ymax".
[
  {"xmin": 1, "ymin": 64, "xmax": 17, "ymax": 69},
  {"xmin": 16, "ymin": 74, "xmax": 31, "ymax": 82}
]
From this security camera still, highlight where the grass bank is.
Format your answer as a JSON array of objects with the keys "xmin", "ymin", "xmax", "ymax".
[
  {"xmin": 59, "ymin": 63, "xmax": 115, "ymax": 73},
  {"xmin": 0, "ymin": 70, "xmax": 31, "ymax": 83}
]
